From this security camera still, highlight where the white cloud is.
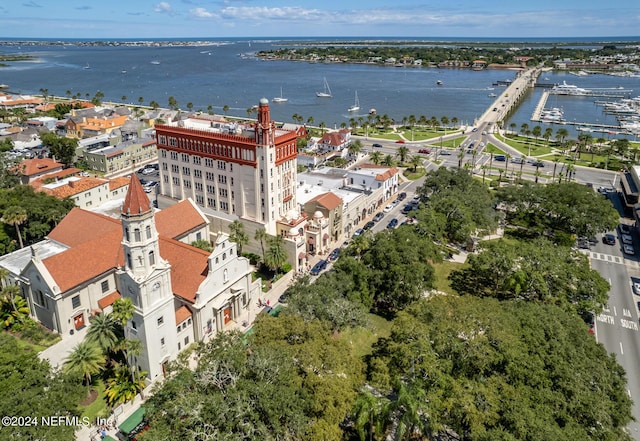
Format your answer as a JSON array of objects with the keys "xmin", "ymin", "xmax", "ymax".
[
  {"xmin": 154, "ymin": 2, "xmax": 173, "ymax": 14},
  {"xmin": 190, "ymin": 7, "xmax": 218, "ymax": 19}
]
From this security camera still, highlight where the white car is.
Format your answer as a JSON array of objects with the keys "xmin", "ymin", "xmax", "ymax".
[
  {"xmin": 622, "ymin": 234, "xmax": 633, "ymax": 245},
  {"xmin": 623, "ymin": 244, "xmax": 635, "ymax": 255},
  {"xmin": 633, "ymin": 281, "xmax": 640, "ymax": 295},
  {"xmin": 383, "ymin": 204, "xmax": 394, "ymax": 213}
]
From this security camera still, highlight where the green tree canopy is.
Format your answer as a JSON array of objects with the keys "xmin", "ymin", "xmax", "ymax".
[
  {"xmin": 496, "ymin": 182, "xmax": 619, "ymax": 238},
  {"xmin": 449, "ymin": 238, "xmax": 610, "ymax": 317},
  {"xmin": 367, "ymin": 296, "xmax": 633, "ymax": 441},
  {"xmin": 40, "ymin": 132, "xmax": 78, "ymax": 167}
]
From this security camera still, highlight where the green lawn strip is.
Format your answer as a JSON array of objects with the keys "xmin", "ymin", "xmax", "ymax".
[
  {"xmin": 1, "ymin": 330, "xmax": 48, "ymax": 354},
  {"xmin": 402, "ymin": 167, "xmax": 426, "ymax": 180},
  {"xmin": 80, "ymin": 380, "xmax": 109, "ymax": 421},
  {"xmin": 485, "ymin": 143, "xmax": 506, "ymax": 154},
  {"xmin": 340, "ymin": 313, "xmax": 393, "ymax": 358},
  {"xmin": 431, "ymin": 260, "xmax": 465, "ymax": 295}
]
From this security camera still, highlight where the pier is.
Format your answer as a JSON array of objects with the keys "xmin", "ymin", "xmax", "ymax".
[{"xmin": 531, "ymin": 90, "xmax": 550, "ymax": 121}]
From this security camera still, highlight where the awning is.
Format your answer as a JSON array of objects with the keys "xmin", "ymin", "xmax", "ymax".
[
  {"xmin": 323, "ymin": 233, "xmax": 330, "ymax": 240},
  {"xmin": 298, "ymin": 252, "xmax": 306, "ymax": 259},
  {"xmin": 118, "ymin": 407, "xmax": 146, "ymax": 435},
  {"xmin": 307, "ymin": 237, "xmax": 314, "ymax": 244},
  {"xmin": 98, "ymin": 291, "xmax": 121, "ymax": 309}
]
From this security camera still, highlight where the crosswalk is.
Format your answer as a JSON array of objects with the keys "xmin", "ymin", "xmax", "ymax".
[{"xmin": 589, "ymin": 252, "xmax": 625, "ymax": 265}]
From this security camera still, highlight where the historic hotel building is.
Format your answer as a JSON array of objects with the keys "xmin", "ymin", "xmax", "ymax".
[{"xmin": 154, "ymin": 99, "xmax": 298, "ymax": 235}]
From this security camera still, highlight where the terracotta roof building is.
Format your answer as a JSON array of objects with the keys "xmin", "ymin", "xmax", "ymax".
[{"xmin": 1, "ymin": 175, "xmax": 259, "ymax": 380}]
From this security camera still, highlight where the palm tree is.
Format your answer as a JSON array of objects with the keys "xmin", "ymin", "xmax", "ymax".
[
  {"xmin": 1, "ymin": 206, "xmax": 27, "ymax": 249},
  {"xmin": 319, "ymin": 121, "xmax": 326, "ymax": 134},
  {"xmin": 138, "ymin": 96, "xmax": 144, "ymax": 106},
  {"xmin": 121, "ymin": 95, "xmax": 127, "ymax": 103},
  {"xmin": 87, "ymin": 313, "xmax": 119, "ymax": 353},
  {"xmin": 481, "ymin": 164, "xmax": 488, "ymax": 183},
  {"xmin": 552, "ymin": 155, "xmax": 560, "ymax": 180},
  {"xmin": 112, "ymin": 298, "xmax": 135, "ymax": 328},
  {"xmin": 369, "ymin": 151, "xmax": 383, "ymax": 165},
  {"xmin": 104, "ymin": 362, "xmax": 147, "ymax": 406},
  {"xmin": 409, "ymin": 155, "xmax": 421, "ymax": 172},
  {"xmin": 149, "ymin": 100, "xmax": 159, "ymax": 110},
  {"xmin": 264, "ymin": 235, "xmax": 288, "ymax": 274},
  {"xmin": 396, "ymin": 145, "xmax": 409, "ymax": 164},
  {"xmin": 63, "ymin": 341, "xmax": 105, "ymax": 387},
  {"xmin": 207, "ymin": 105, "xmax": 214, "ymax": 115},
  {"xmin": 186, "ymin": 102, "xmax": 194, "ymax": 112},
  {"xmin": 382, "ymin": 154, "xmax": 394, "ymax": 166},
  {"xmin": 254, "ymin": 228, "xmax": 267, "ymax": 263},
  {"xmin": 520, "ymin": 123, "xmax": 529, "ymax": 137},
  {"xmin": 543, "ymin": 127, "xmax": 553, "ymax": 144},
  {"xmin": 509, "ymin": 122, "xmax": 517, "ymax": 134},
  {"xmin": 556, "ymin": 128, "xmax": 569, "ymax": 143},
  {"xmin": 168, "ymin": 96, "xmax": 178, "ymax": 110},
  {"xmin": 0, "ymin": 271, "xmax": 29, "ymax": 329},
  {"xmin": 348, "ymin": 140, "xmax": 363, "ymax": 159},
  {"xmin": 353, "ymin": 390, "xmax": 389, "ymax": 441},
  {"xmin": 229, "ymin": 220, "xmax": 249, "ymax": 255}
]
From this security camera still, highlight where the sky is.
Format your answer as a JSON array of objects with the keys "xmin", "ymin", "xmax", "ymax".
[{"xmin": 0, "ymin": 0, "xmax": 638, "ymax": 39}]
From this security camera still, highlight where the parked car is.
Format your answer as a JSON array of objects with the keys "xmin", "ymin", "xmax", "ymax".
[
  {"xmin": 352, "ymin": 228, "xmax": 364, "ymax": 238},
  {"xmin": 372, "ymin": 143, "xmax": 382, "ymax": 148},
  {"xmin": 142, "ymin": 167, "xmax": 156, "ymax": 175},
  {"xmin": 603, "ymin": 233, "xmax": 616, "ymax": 245},
  {"xmin": 310, "ymin": 260, "xmax": 328, "ymax": 275},
  {"xmin": 494, "ymin": 155, "xmax": 506, "ymax": 161},
  {"xmin": 395, "ymin": 140, "xmax": 405, "ymax": 144},
  {"xmin": 440, "ymin": 149, "xmax": 452, "ymax": 155},
  {"xmin": 624, "ymin": 244, "xmax": 635, "ymax": 255},
  {"xmin": 472, "ymin": 128, "xmax": 478, "ymax": 132},
  {"xmin": 278, "ymin": 293, "xmax": 288, "ymax": 303},
  {"xmin": 328, "ymin": 248, "xmax": 341, "ymax": 261},
  {"xmin": 401, "ymin": 204, "xmax": 413, "ymax": 215},
  {"xmin": 387, "ymin": 218, "xmax": 399, "ymax": 229},
  {"xmin": 383, "ymin": 204, "xmax": 394, "ymax": 213},
  {"xmin": 398, "ymin": 192, "xmax": 407, "ymax": 201},
  {"xmin": 622, "ymin": 234, "xmax": 633, "ymax": 245},
  {"xmin": 364, "ymin": 220, "xmax": 376, "ymax": 230},
  {"xmin": 373, "ymin": 212, "xmax": 385, "ymax": 222},
  {"xmin": 418, "ymin": 148, "xmax": 431, "ymax": 154},
  {"xmin": 620, "ymin": 224, "xmax": 632, "ymax": 234}
]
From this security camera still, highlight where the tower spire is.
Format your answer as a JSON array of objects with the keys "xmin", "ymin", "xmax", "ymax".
[{"xmin": 122, "ymin": 174, "xmax": 151, "ymax": 216}]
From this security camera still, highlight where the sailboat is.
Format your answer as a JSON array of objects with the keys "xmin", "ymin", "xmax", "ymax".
[
  {"xmin": 272, "ymin": 87, "xmax": 288, "ymax": 103},
  {"xmin": 316, "ymin": 77, "xmax": 332, "ymax": 98},
  {"xmin": 83, "ymin": 63, "xmax": 90, "ymax": 70},
  {"xmin": 348, "ymin": 91, "xmax": 360, "ymax": 112}
]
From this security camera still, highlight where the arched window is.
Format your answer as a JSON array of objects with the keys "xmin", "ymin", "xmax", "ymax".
[
  {"xmin": 222, "ymin": 253, "xmax": 226, "ymax": 260},
  {"xmin": 149, "ymin": 251, "xmax": 155, "ymax": 266},
  {"xmin": 146, "ymin": 225, "xmax": 152, "ymax": 239},
  {"xmin": 223, "ymin": 269, "xmax": 229, "ymax": 282},
  {"xmin": 125, "ymin": 228, "xmax": 130, "ymax": 241},
  {"xmin": 127, "ymin": 253, "xmax": 132, "ymax": 269},
  {"xmin": 134, "ymin": 228, "xmax": 141, "ymax": 241}
]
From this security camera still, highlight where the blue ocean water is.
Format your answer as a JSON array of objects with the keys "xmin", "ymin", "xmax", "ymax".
[{"xmin": 0, "ymin": 38, "xmax": 637, "ymax": 137}]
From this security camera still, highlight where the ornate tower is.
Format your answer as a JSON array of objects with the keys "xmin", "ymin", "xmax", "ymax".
[{"xmin": 117, "ymin": 175, "xmax": 177, "ymax": 380}]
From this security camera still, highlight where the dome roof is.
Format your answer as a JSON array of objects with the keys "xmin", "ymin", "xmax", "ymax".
[
  {"xmin": 313, "ymin": 210, "xmax": 324, "ymax": 219},
  {"xmin": 259, "ymin": 98, "xmax": 269, "ymax": 105},
  {"xmin": 289, "ymin": 227, "xmax": 299, "ymax": 236}
]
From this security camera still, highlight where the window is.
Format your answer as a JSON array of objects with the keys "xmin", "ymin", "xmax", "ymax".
[
  {"xmin": 146, "ymin": 225, "xmax": 152, "ymax": 239},
  {"xmin": 176, "ymin": 326, "xmax": 180, "ymax": 334},
  {"xmin": 171, "ymin": 164, "xmax": 179, "ymax": 173},
  {"xmin": 184, "ymin": 180, "xmax": 192, "ymax": 189},
  {"xmin": 194, "ymin": 169, "xmax": 202, "ymax": 178},
  {"xmin": 36, "ymin": 290, "xmax": 46, "ymax": 307},
  {"xmin": 127, "ymin": 253, "xmax": 132, "ymax": 268},
  {"xmin": 149, "ymin": 251, "xmax": 155, "ymax": 266},
  {"xmin": 188, "ymin": 317, "xmax": 192, "ymax": 326},
  {"xmin": 172, "ymin": 177, "xmax": 180, "ymax": 185},
  {"xmin": 131, "ymin": 320, "xmax": 137, "ymax": 330},
  {"xmin": 170, "ymin": 151, "xmax": 178, "ymax": 160},
  {"xmin": 134, "ymin": 228, "xmax": 141, "ymax": 241},
  {"xmin": 157, "ymin": 316, "xmax": 164, "ymax": 326},
  {"xmin": 184, "ymin": 336, "xmax": 189, "ymax": 345},
  {"xmin": 125, "ymin": 228, "xmax": 130, "ymax": 241},
  {"xmin": 206, "ymin": 172, "xmax": 214, "ymax": 180},
  {"xmin": 161, "ymin": 337, "xmax": 165, "ymax": 346},
  {"xmin": 182, "ymin": 167, "xmax": 191, "ymax": 175},
  {"xmin": 72, "ymin": 295, "xmax": 81, "ymax": 309},
  {"xmin": 193, "ymin": 156, "xmax": 201, "ymax": 165},
  {"xmin": 223, "ymin": 268, "xmax": 229, "ymax": 282},
  {"xmin": 181, "ymin": 153, "xmax": 190, "ymax": 162},
  {"xmin": 101, "ymin": 280, "xmax": 109, "ymax": 293},
  {"xmin": 195, "ymin": 182, "xmax": 203, "ymax": 191}
]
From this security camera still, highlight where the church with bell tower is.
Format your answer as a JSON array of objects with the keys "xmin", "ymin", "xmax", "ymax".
[{"xmin": 116, "ymin": 175, "xmax": 178, "ymax": 379}]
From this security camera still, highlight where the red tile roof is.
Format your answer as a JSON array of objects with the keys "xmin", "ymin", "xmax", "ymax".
[
  {"xmin": 122, "ymin": 175, "xmax": 150, "ymax": 216},
  {"xmin": 44, "ymin": 201, "xmax": 209, "ymax": 297},
  {"xmin": 40, "ymin": 178, "xmax": 107, "ymax": 199},
  {"xmin": 109, "ymin": 177, "xmax": 130, "ymax": 192},
  {"xmin": 155, "ymin": 199, "xmax": 207, "ymax": 240},
  {"xmin": 309, "ymin": 192, "xmax": 343, "ymax": 211},
  {"xmin": 19, "ymin": 158, "xmax": 64, "ymax": 177},
  {"xmin": 98, "ymin": 291, "xmax": 122, "ymax": 309},
  {"xmin": 175, "ymin": 305, "xmax": 192, "ymax": 325}
]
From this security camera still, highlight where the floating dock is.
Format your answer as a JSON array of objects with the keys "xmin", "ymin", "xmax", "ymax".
[{"xmin": 531, "ymin": 91, "xmax": 550, "ymax": 121}]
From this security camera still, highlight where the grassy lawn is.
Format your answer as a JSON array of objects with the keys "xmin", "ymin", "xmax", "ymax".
[
  {"xmin": 341, "ymin": 313, "xmax": 393, "ymax": 358},
  {"xmin": 431, "ymin": 260, "xmax": 465, "ymax": 295},
  {"xmin": 80, "ymin": 380, "xmax": 109, "ymax": 421},
  {"xmin": 497, "ymin": 135, "xmax": 553, "ymax": 157},
  {"xmin": 402, "ymin": 167, "xmax": 426, "ymax": 180},
  {"xmin": 485, "ymin": 143, "xmax": 506, "ymax": 154}
]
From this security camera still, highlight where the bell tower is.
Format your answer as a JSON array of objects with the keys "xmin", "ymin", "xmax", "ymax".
[{"xmin": 116, "ymin": 175, "xmax": 177, "ymax": 381}]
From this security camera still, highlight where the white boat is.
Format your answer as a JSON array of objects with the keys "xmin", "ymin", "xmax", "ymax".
[
  {"xmin": 272, "ymin": 87, "xmax": 288, "ymax": 103},
  {"xmin": 348, "ymin": 91, "xmax": 360, "ymax": 112},
  {"xmin": 488, "ymin": 93, "xmax": 497, "ymax": 97},
  {"xmin": 150, "ymin": 60, "xmax": 161, "ymax": 65},
  {"xmin": 316, "ymin": 77, "xmax": 332, "ymax": 97},
  {"xmin": 83, "ymin": 63, "xmax": 90, "ymax": 70},
  {"xmin": 436, "ymin": 80, "xmax": 443, "ymax": 86},
  {"xmin": 121, "ymin": 69, "xmax": 127, "ymax": 74},
  {"xmin": 550, "ymin": 81, "xmax": 590, "ymax": 95}
]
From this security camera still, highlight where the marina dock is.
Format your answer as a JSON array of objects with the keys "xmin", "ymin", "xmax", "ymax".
[{"xmin": 531, "ymin": 90, "xmax": 550, "ymax": 121}]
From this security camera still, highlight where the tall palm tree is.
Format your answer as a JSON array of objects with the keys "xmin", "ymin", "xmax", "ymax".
[
  {"xmin": 64, "ymin": 341, "xmax": 105, "ymax": 387},
  {"xmin": 348, "ymin": 140, "xmax": 363, "ymax": 159},
  {"xmin": 254, "ymin": 228, "xmax": 267, "ymax": 263},
  {"xmin": 382, "ymin": 154, "xmax": 394, "ymax": 166},
  {"xmin": 1, "ymin": 206, "xmax": 27, "ymax": 249},
  {"xmin": 228, "ymin": 220, "xmax": 249, "ymax": 255},
  {"xmin": 409, "ymin": 155, "xmax": 422, "ymax": 172},
  {"xmin": 396, "ymin": 145, "xmax": 409, "ymax": 164},
  {"xmin": 112, "ymin": 298, "xmax": 135, "ymax": 328},
  {"xmin": 104, "ymin": 362, "xmax": 147, "ymax": 406},
  {"xmin": 223, "ymin": 105, "xmax": 229, "ymax": 115},
  {"xmin": 556, "ymin": 128, "xmax": 569, "ymax": 143},
  {"xmin": 264, "ymin": 235, "xmax": 288, "ymax": 274},
  {"xmin": 87, "ymin": 313, "xmax": 119, "ymax": 353},
  {"xmin": 543, "ymin": 127, "xmax": 553, "ymax": 143},
  {"xmin": 369, "ymin": 151, "xmax": 383, "ymax": 165},
  {"xmin": 353, "ymin": 390, "xmax": 389, "ymax": 441}
]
